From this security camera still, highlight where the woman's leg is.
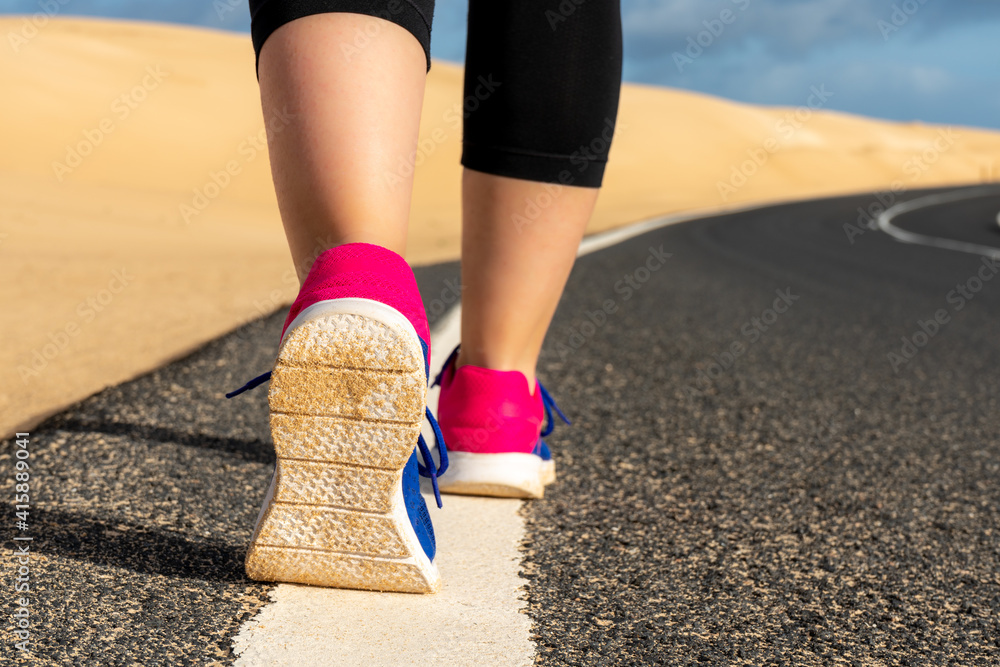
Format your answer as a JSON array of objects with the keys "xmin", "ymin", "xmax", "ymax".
[
  {"xmin": 458, "ymin": 0, "xmax": 624, "ymax": 384},
  {"xmin": 242, "ymin": 3, "xmax": 446, "ymax": 594},
  {"xmin": 255, "ymin": 11, "xmax": 428, "ymax": 281},
  {"xmin": 433, "ymin": 0, "xmax": 622, "ymax": 499},
  {"xmin": 459, "ymin": 173, "xmax": 598, "ymax": 385}
]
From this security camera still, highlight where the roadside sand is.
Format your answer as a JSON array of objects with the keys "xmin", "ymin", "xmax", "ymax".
[{"xmin": 2, "ymin": 17, "xmax": 999, "ymax": 437}]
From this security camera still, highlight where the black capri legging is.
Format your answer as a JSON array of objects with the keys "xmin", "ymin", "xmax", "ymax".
[{"xmin": 248, "ymin": 0, "xmax": 622, "ymax": 187}]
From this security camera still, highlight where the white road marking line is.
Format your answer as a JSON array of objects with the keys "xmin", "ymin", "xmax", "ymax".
[
  {"xmin": 231, "ymin": 203, "xmax": 773, "ymax": 665},
  {"xmin": 577, "ymin": 200, "xmax": 786, "ymax": 256},
  {"xmin": 876, "ymin": 186, "xmax": 1000, "ymax": 260}
]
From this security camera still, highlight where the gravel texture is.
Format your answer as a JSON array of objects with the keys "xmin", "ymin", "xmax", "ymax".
[{"xmin": 524, "ymin": 186, "xmax": 1000, "ymax": 666}]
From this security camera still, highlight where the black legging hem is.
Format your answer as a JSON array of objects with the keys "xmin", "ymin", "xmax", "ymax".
[
  {"xmin": 461, "ymin": 143, "xmax": 608, "ymax": 189},
  {"xmin": 250, "ymin": 0, "xmax": 433, "ymax": 73}
]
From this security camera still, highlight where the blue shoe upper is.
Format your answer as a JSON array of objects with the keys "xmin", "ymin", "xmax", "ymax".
[
  {"xmin": 415, "ymin": 337, "xmax": 449, "ymax": 507},
  {"xmin": 402, "ymin": 451, "xmax": 436, "ymax": 561},
  {"xmin": 402, "ymin": 336, "xmax": 447, "ymax": 562},
  {"xmin": 532, "ymin": 439, "xmax": 553, "ymax": 461}
]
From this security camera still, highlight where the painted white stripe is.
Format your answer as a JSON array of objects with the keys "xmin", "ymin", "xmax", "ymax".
[
  {"xmin": 876, "ymin": 186, "xmax": 1000, "ymax": 260},
  {"xmin": 576, "ymin": 199, "xmax": 787, "ymax": 256},
  {"xmin": 231, "ymin": 203, "xmax": 778, "ymax": 665}
]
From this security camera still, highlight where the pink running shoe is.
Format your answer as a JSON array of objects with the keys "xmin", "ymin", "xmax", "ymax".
[
  {"xmin": 226, "ymin": 243, "xmax": 448, "ymax": 594},
  {"xmin": 434, "ymin": 346, "xmax": 570, "ymax": 499}
]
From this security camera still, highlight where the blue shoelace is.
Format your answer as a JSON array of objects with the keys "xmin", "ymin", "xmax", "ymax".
[
  {"xmin": 431, "ymin": 345, "xmax": 571, "ymax": 437},
  {"xmin": 226, "ymin": 369, "xmax": 450, "ymax": 508},
  {"xmin": 537, "ymin": 382, "xmax": 571, "ymax": 436}
]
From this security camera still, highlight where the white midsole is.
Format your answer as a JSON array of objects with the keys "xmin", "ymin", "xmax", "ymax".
[{"xmin": 439, "ymin": 451, "xmax": 552, "ymax": 489}]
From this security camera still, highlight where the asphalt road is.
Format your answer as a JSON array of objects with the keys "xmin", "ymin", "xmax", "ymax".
[
  {"xmin": 525, "ymin": 185, "xmax": 1000, "ymax": 665},
  {"xmin": 3, "ymin": 186, "xmax": 1000, "ymax": 665}
]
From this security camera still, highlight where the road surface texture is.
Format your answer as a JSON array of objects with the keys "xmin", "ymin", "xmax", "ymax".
[
  {"xmin": 3, "ymin": 186, "xmax": 999, "ymax": 665},
  {"xmin": 525, "ymin": 185, "xmax": 1000, "ymax": 665}
]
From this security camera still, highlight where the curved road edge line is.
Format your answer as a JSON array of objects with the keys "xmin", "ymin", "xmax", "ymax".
[{"xmin": 876, "ymin": 185, "xmax": 1000, "ymax": 260}]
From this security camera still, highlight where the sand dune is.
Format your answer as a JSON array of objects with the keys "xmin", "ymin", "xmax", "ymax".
[{"xmin": 2, "ymin": 17, "xmax": 999, "ymax": 437}]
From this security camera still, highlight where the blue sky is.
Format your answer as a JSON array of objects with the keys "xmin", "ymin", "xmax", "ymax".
[{"xmin": 3, "ymin": 0, "xmax": 998, "ymax": 129}]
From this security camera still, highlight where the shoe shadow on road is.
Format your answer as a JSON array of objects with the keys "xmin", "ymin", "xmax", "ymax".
[
  {"xmin": 14, "ymin": 413, "xmax": 274, "ymax": 582},
  {"xmin": 49, "ymin": 417, "xmax": 275, "ymax": 465},
  {"xmin": 33, "ymin": 506, "xmax": 248, "ymax": 582}
]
